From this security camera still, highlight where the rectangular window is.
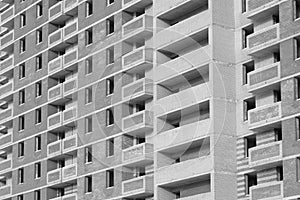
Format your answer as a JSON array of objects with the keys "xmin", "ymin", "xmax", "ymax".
[
  {"xmin": 106, "ymin": 169, "xmax": 114, "ymax": 188},
  {"xmin": 18, "ymin": 195, "xmax": 23, "ymax": 200},
  {"xmin": 85, "ymin": 116, "xmax": 93, "ymax": 133},
  {"xmin": 19, "ymin": 89, "xmax": 25, "ymax": 105},
  {"xmin": 85, "ymin": 1, "xmax": 93, "ymax": 17},
  {"xmin": 272, "ymin": 15, "xmax": 279, "ymax": 24},
  {"xmin": 18, "ymin": 168, "xmax": 24, "ymax": 184},
  {"xmin": 19, "ymin": 116, "xmax": 25, "ymax": 131},
  {"xmin": 106, "ymin": 16, "xmax": 114, "ymax": 35},
  {"xmin": 242, "ymin": 25, "xmax": 254, "ymax": 49},
  {"xmin": 35, "ymin": 108, "xmax": 42, "ymax": 124},
  {"xmin": 106, "ymin": 46, "xmax": 114, "ymax": 65},
  {"xmin": 106, "ymin": 138, "xmax": 114, "ymax": 157},
  {"xmin": 85, "ymin": 146, "xmax": 92, "ymax": 163},
  {"xmin": 85, "ymin": 87, "xmax": 93, "ymax": 104},
  {"xmin": 245, "ymin": 173, "xmax": 257, "ymax": 195},
  {"xmin": 297, "ymin": 157, "xmax": 300, "ymax": 181},
  {"xmin": 20, "ymin": 13, "xmax": 26, "ymax": 27},
  {"xmin": 107, "ymin": 0, "xmax": 114, "ymax": 6},
  {"xmin": 294, "ymin": 0, "xmax": 300, "ymax": 19},
  {"xmin": 35, "ymin": 81, "xmax": 42, "ymax": 97},
  {"xmin": 296, "ymin": 117, "xmax": 300, "ymax": 140},
  {"xmin": 85, "ymin": 28, "xmax": 93, "ymax": 45},
  {"xmin": 34, "ymin": 190, "xmax": 41, "ymax": 200},
  {"xmin": 273, "ymin": 90, "xmax": 281, "ymax": 103},
  {"xmin": 20, "ymin": 38, "xmax": 26, "ymax": 53},
  {"xmin": 36, "ymin": 55, "xmax": 42, "ymax": 70},
  {"xmin": 36, "ymin": 29, "xmax": 42, "ymax": 44},
  {"xmin": 36, "ymin": 2, "xmax": 43, "ymax": 18},
  {"xmin": 294, "ymin": 37, "xmax": 300, "ymax": 59},
  {"xmin": 34, "ymin": 162, "xmax": 41, "ymax": 179},
  {"xmin": 244, "ymin": 135, "xmax": 256, "ymax": 158},
  {"xmin": 35, "ymin": 135, "xmax": 41, "ymax": 151},
  {"xmin": 106, "ymin": 77, "xmax": 114, "ymax": 96},
  {"xmin": 243, "ymin": 97, "xmax": 255, "ymax": 121},
  {"xmin": 242, "ymin": 0, "xmax": 247, "ymax": 13},
  {"xmin": 18, "ymin": 142, "xmax": 24, "ymax": 157},
  {"xmin": 242, "ymin": 61, "xmax": 254, "ymax": 85},
  {"xmin": 106, "ymin": 109, "xmax": 114, "ymax": 126},
  {"xmin": 19, "ymin": 63, "xmax": 25, "ymax": 79},
  {"xmin": 273, "ymin": 52, "xmax": 280, "ymax": 63},
  {"xmin": 276, "ymin": 166, "xmax": 283, "ymax": 181},
  {"xmin": 275, "ymin": 128, "xmax": 282, "ymax": 141},
  {"xmin": 85, "ymin": 176, "xmax": 92, "ymax": 193},
  {"xmin": 85, "ymin": 58, "xmax": 93, "ymax": 75}
]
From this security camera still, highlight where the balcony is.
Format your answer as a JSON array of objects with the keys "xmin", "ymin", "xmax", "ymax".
[
  {"xmin": 248, "ymin": 62, "xmax": 280, "ymax": 92},
  {"xmin": 0, "ymin": 82, "xmax": 13, "ymax": 99},
  {"xmin": 62, "ymin": 134, "xmax": 77, "ymax": 153},
  {"xmin": 156, "ymin": 156, "xmax": 213, "ymax": 185},
  {"xmin": 48, "ymin": 29, "xmax": 63, "ymax": 47},
  {"xmin": 47, "ymin": 112, "xmax": 63, "ymax": 130},
  {"xmin": 247, "ymin": 0, "xmax": 282, "ymax": 17},
  {"xmin": 0, "ymin": 108, "xmax": 12, "ymax": 124},
  {"xmin": 122, "ymin": 175, "xmax": 154, "ymax": 198},
  {"xmin": 63, "ymin": 77, "xmax": 77, "ymax": 96},
  {"xmin": 122, "ymin": 0, "xmax": 152, "ymax": 11},
  {"xmin": 0, "ymin": 30, "xmax": 14, "ymax": 50},
  {"xmin": 249, "ymin": 141, "xmax": 282, "ymax": 168},
  {"xmin": 0, "ymin": 185, "xmax": 11, "ymax": 198},
  {"xmin": 48, "ymin": 84, "xmax": 63, "ymax": 102},
  {"xmin": 0, "ymin": 133, "xmax": 12, "ymax": 149},
  {"xmin": 0, "ymin": 55, "xmax": 13, "ymax": 74},
  {"xmin": 62, "ymin": 164, "xmax": 77, "ymax": 182},
  {"xmin": 122, "ymin": 110, "xmax": 153, "ymax": 136},
  {"xmin": 47, "ymin": 140, "xmax": 62, "ymax": 157},
  {"xmin": 122, "ymin": 78, "xmax": 153, "ymax": 102},
  {"xmin": 155, "ymin": 119, "xmax": 211, "ymax": 151},
  {"xmin": 49, "ymin": 1, "xmax": 64, "ymax": 22},
  {"xmin": 122, "ymin": 46, "xmax": 153, "ymax": 72},
  {"xmin": 122, "ymin": 14, "xmax": 153, "ymax": 42},
  {"xmin": 0, "ymin": 6, "xmax": 14, "ymax": 25},
  {"xmin": 248, "ymin": 102, "xmax": 281, "ymax": 129},
  {"xmin": 63, "ymin": 106, "xmax": 77, "ymax": 124},
  {"xmin": 0, "ymin": 158, "xmax": 11, "ymax": 173},
  {"xmin": 63, "ymin": 48, "xmax": 78, "ymax": 67},
  {"xmin": 63, "ymin": 19, "xmax": 78, "ymax": 40},
  {"xmin": 48, "ymin": 56, "xmax": 63, "ymax": 75},
  {"xmin": 248, "ymin": 24, "xmax": 279, "ymax": 54},
  {"xmin": 64, "ymin": 0, "xmax": 79, "ymax": 13},
  {"xmin": 47, "ymin": 168, "xmax": 62, "ymax": 185},
  {"xmin": 250, "ymin": 181, "xmax": 283, "ymax": 200},
  {"xmin": 122, "ymin": 143, "xmax": 153, "ymax": 167},
  {"xmin": 176, "ymin": 193, "xmax": 212, "ymax": 200}
]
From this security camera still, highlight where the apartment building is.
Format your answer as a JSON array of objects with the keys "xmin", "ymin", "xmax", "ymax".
[{"xmin": 0, "ymin": 0, "xmax": 298, "ymax": 200}]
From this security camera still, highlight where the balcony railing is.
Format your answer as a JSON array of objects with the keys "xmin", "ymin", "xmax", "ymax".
[
  {"xmin": 62, "ymin": 164, "xmax": 77, "ymax": 181},
  {"xmin": 247, "ymin": 0, "xmax": 282, "ymax": 16},
  {"xmin": 63, "ymin": 48, "xmax": 78, "ymax": 67},
  {"xmin": 0, "ymin": 55, "xmax": 14, "ymax": 74},
  {"xmin": 0, "ymin": 133, "xmax": 12, "ymax": 148},
  {"xmin": 122, "ymin": 110, "xmax": 153, "ymax": 135},
  {"xmin": 48, "ymin": 84, "xmax": 63, "ymax": 102},
  {"xmin": 63, "ymin": 77, "xmax": 77, "ymax": 96},
  {"xmin": 122, "ymin": 14, "xmax": 153, "ymax": 40},
  {"xmin": 249, "ymin": 141, "xmax": 282, "ymax": 168},
  {"xmin": 248, "ymin": 24, "xmax": 279, "ymax": 53},
  {"xmin": 122, "ymin": 143, "xmax": 153, "ymax": 166},
  {"xmin": 250, "ymin": 181, "xmax": 283, "ymax": 200},
  {"xmin": 49, "ymin": 29, "xmax": 63, "ymax": 47},
  {"xmin": 63, "ymin": 106, "xmax": 77, "ymax": 124},
  {"xmin": 62, "ymin": 134, "xmax": 77, "ymax": 153},
  {"xmin": 123, "ymin": 78, "xmax": 153, "ymax": 101},
  {"xmin": 122, "ymin": 0, "xmax": 153, "ymax": 10},
  {"xmin": 248, "ymin": 62, "xmax": 280, "ymax": 91},
  {"xmin": 49, "ymin": 1, "xmax": 63, "ymax": 21},
  {"xmin": 0, "ymin": 30, "xmax": 14, "ymax": 49},
  {"xmin": 64, "ymin": 0, "xmax": 79, "ymax": 12},
  {"xmin": 47, "ymin": 168, "xmax": 62, "ymax": 185},
  {"xmin": 122, "ymin": 175, "xmax": 154, "ymax": 197},
  {"xmin": 47, "ymin": 140, "xmax": 62, "ymax": 157},
  {"xmin": 48, "ymin": 112, "xmax": 63, "ymax": 130},
  {"xmin": 248, "ymin": 102, "xmax": 281, "ymax": 128},
  {"xmin": 48, "ymin": 56, "xmax": 63, "ymax": 75},
  {"xmin": 0, "ymin": 82, "xmax": 13, "ymax": 99},
  {"xmin": 63, "ymin": 19, "xmax": 78, "ymax": 39},
  {"xmin": 50, "ymin": 193, "xmax": 77, "ymax": 200},
  {"xmin": 0, "ymin": 6, "xmax": 14, "ymax": 25},
  {"xmin": 176, "ymin": 193, "xmax": 212, "ymax": 200},
  {"xmin": 122, "ymin": 46, "xmax": 153, "ymax": 71},
  {"xmin": 0, "ymin": 108, "xmax": 13, "ymax": 124},
  {"xmin": 0, "ymin": 185, "xmax": 11, "ymax": 198},
  {"xmin": 0, "ymin": 158, "xmax": 12, "ymax": 172}
]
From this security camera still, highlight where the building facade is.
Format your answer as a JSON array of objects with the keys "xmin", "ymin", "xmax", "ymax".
[{"xmin": 0, "ymin": 0, "xmax": 298, "ymax": 200}]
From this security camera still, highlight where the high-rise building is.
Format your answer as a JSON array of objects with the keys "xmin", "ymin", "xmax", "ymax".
[{"xmin": 0, "ymin": 0, "xmax": 298, "ymax": 199}]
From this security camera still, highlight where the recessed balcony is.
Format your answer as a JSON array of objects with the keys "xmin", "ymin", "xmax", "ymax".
[
  {"xmin": 0, "ymin": 185, "xmax": 11, "ymax": 199},
  {"xmin": 0, "ymin": 6, "xmax": 14, "ymax": 25},
  {"xmin": 47, "ymin": 168, "xmax": 62, "ymax": 185},
  {"xmin": 122, "ymin": 143, "xmax": 153, "ymax": 167},
  {"xmin": 47, "ymin": 140, "xmax": 62, "ymax": 157},
  {"xmin": 249, "ymin": 141, "xmax": 282, "ymax": 168},
  {"xmin": 122, "ymin": 110, "xmax": 153, "ymax": 136},
  {"xmin": 63, "ymin": 106, "xmax": 77, "ymax": 124},
  {"xmin": 47, "ymin": 112, "xmax": 63, "ymax": 130},
  {"xmin": 62, "ymin": 134, "xmax": 77, "ymax": 153},
  {"xmin": 122, "ymin": 46, "xmax": 153, "ymax": 72},
  {"xmin": 63, "ymin": 48, "xmax": 78, "ymax": 68},
  {"xmin": 122, "ymin": 0, "xmax": 152, "ymax": 12},
  {"xmin": 250, "ymin": 181, "xmax": 283, "ymax": 200},
  {"xmin": 247, "ymin": 0, "xmax": 282, "ymax": 18},
  {"xmin": 122, "ymin": 14, "xmax": 153, "ymax": 42},
  {"xmin": 0, "ymin": 55, "xmax": 14, "ymax": 74},
  {"xmin": 48, "ymin": 29, "xmax": 63, "ymax": 48},
  {"xmin": 49, "ymin": 1, "xmax": 70, "ymax": 24},
  {"xmin": 122, "ymin": 175, "xmax": 154, "ymax": 198},
  {"xmin": 122, "ymin": 78, "xmax": 153, "ymax": 102},
  {"xmin": 46, "ymin": 164, "xmax": 77, "ymax": 185},
  {"xmin": 63, "ymin": 77, "xmax": 77, "ymax": 97},
  {"xmin": 248, "ymin": 62, "xmax": 280, "ymax": 92},
  {"xmin": 248, "ymin": 102, "xmax": 281, "ymax": 129},
  {"xmin": 0, "ymin": 133, "xmax": 12, "ymax": 149},
  {"xmin": 0, "ymin": 158, "xmax": 11, "ymax": 173},
  {"xmin": 0, "ymin": 81, "xmax": 13, "ymax": 99},
  {"xmin": 48, "ymin": 84, "xmax": 63, "ymax": 102},
  {"xmin": 0, "ymin": 108, "xmax": 12, "ymax": 124},
  {"xmin": 0, "ymin": 30, "xmax": 14, "ymax": 50},
  {"xmin": 48, "ymin": 56, "xmax": 63, "ymax": 75},
  {"xmin": 62, "ymin": 163, "xmax": 77, "ymax": 182}
]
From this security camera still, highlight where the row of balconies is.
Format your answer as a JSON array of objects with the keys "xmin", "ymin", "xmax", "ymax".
[
  {"xmin": 48, "ymin": 76, "xmax": 78, "ymax": 102},
  {"xmin": 47, "ymin": 106, "xmax": 77, "ymax": 130},
  {"xmin": 47, "ymin": 163, "xmax": 77, "ymax": 185}
]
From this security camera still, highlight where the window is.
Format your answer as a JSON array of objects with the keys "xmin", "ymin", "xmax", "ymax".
[
  {"xmin": 275, "ymin": 128, "xmax": 282, "ymax": 141},
  {"xmin": 36, "ymin": 29, "xmax": 42, "ymax": 44},
  {"xmin": 106, "ymin": 169, "xmax": 114, "ymax": 188},
  {"xmin": 85, "ymin": 58, "xmax": 93, "ymax": 75},
  {"xmin": 18, "ymin": 168, "xmax": 24, "ymax": 184},
  {"xmin": 243, "ymin": 97, "xmax": 255, "ymax": 121},
  {"xmin": 85, "ymin": 146, "xmax": 92, "ymax": 163},
  {"xmin": 34, "ymin": 190, "xmax": 41, "ymax": 200},
  {"xmin": 245, "ymin": 173, "xmax": 257, "ymax": 195},
  {"xmin": 106, "ymin": 138, "xmax": 114, "ymax": 157},
  {"xmin": 35, "ymin": 81, "xmax": 42, "ymax": 97},
  {"xmin": 276, "ymin": 166, "xmax": 283, "ymax": 181},
  {"xmin": 133, "ymin": 167, "xmax": 146, "ymax": 177},
  {"xmin": 35, "ymin": 135, "xmax": 41, "ymax": 151},
  {"xmin": 242, "ymin": 25, "xmax": 254, "ymax": 49},
  {"xmin": 34, "ymin": 163, "xmax": 41, "ymax": 179},
  {"xmin": 106, "ymin": 16, "xmax": 114, "ymax": 35},
  {"xmin": 106, "ymin": 77, "xmax": 114, "ymax": 95},
  {"xmin": 85, "ymin": 176, "xmax": 92, "ymax": 193},
  {"xmin": 273, "ymin": 90, "xmax": 281, "ymax": 103},
  {"xmin": 36, "ymin": 55, "xmax": 42, "ymax": 70},
  {"xmin": 19, "ymin": 116, "xmax": 25, "ymax": 131},
  {"xmin": 85, "ymin": 116, "xmax": 93, "ymax": 133},
  {"xmin": 36, "ymin": 2, "xmax": 43, "ymax": 18},
  {"xmin": 19, "ymin": 63, "xmax": 25, "ymax": 79},
  {"xmin": 18, "ymin": 142, "xmax": 24, "ymax": 157},
  {"xmin": 85, "ymin": 87, "xmax": 93, "ymax": 104},
  {"xmin": 244, "ymin": 135, "xmax": 256, "ymax": 158},
  {"xmin": 20, "ymin": 38, "xmax": 26, "ymax": 53},
  {"xmin": 35, "ymin": 108, "xmax": 42, "ymax": 124},
  {"xmin": 107, "ymin": 0, "xmax": 114, "ymax": 6},
  {"xmin": 294, "ymin": 0, "xmax": 300, "ymax": 19},
  {"xmin": 106, "ymin": 109, "xmax": 114, "ymax": 126},
  {"xmin": 85, "ymin": 28, "xmax": 93, "ymax": 45},
  {"xmin": 294, "ymin": 37, "xmax": 300, "ymax": 59},
  {"xmin": 85, "ymin": 1, "xmax": 93, "ymax": 17},
  {"xmin": 296, "ymin": 117, "xmax": 300, "ymax": 140},
  {"xmin": 295, "ymin": 77, "xmax": 300, "ymax": 99},
  {"xmin": 297, "ymin": 157, "xmax": 300, "ymax": 181},
  {"xmin": 273, "ymin": 52, "xmax": 280, "ymax": 63},
  {"xmin": 106, "ymin": 46, "xmax": 114, "ymax": 65},
  {"xmin": 20, "ymin": 13, "xmax": 26, "ymax": 27},
  {"xmin": 19, "ymin": 89, "xmax": 25, "ymax": 105},
  {"xmin": 272, "ymin": 15, "xmax": 279, "ymax": 24},
  {"xmin": 242, "ymin": 0, "xmax": 247, "ymax": 13},
  {"xmin": 17, "ymin": 195, "xmax": 24, "ymax": 200},
  {"xmin": 242, "ymin": 61, "xmax": 254, "ymax": 85}
]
